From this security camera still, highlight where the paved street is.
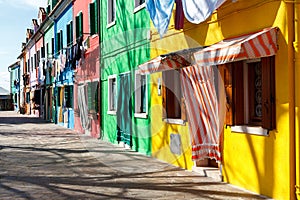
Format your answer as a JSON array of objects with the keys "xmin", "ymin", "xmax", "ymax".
[{"xmin": 0, "ymin": 111, "xmax": 270, "ymax": 200}]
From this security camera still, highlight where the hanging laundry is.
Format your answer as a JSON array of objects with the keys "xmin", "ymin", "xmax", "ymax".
[
  {"xmin": 175, "ymin": 0, "xmax": 184, "ymax": 30},
  {"xmin": 60, "ymin": 50, "xmax": 66, "ymax": 72},
  {"xmin": 181, "ymin": 0, "xmax": 227, "ymax": 24},
  {"xmin": 146, "ymin": 0, "xmax": 175, "ymax": 38}
]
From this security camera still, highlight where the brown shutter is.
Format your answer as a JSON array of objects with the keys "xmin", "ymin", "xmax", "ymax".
[
  {"xmin": 219, "ymin": 64, "xmax": 233, "ymax": 125},
  {"xmin": 161, "ymin": 75, "xmax": 167, "ymax": 119},
  {"xmin": 262, "ymin": 56, "xmax": 276, "ymax": 130},
  {"xmin": 233, "ymin": 61, "xmax": 245, "ymax": 125},
  {"xmin": 181, "ymin": 97, "xmax": 187, "ymax": 121}
]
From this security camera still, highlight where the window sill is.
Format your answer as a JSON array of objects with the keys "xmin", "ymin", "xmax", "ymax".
[
  {"xmin": 107, "ymin": 21, "xmax": 116, "ymax": 29},
  {"xmin": 230, "ymin": 125, "xmax": 269, "ymax": 136},
  {"xmin": 134, "ymin": 3, "xmax": 146, "ymax": 13},
  {"xmin": 107, "ymin": 110, "xmax": 117, "ymax": 115},
  {"xmin": 134, "ymin": 113, "xmax": 148, "ymax": 119},
  {"xmin": 164, "ymin": 118, "xmax": 186, "ymax": 125}
]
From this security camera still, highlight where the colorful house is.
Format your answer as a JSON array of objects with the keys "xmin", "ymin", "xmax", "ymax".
[
  {"xmin": 8, "ymin": 61, "xmax": 20, "ymax": 112},
  {"xmin": 137, "ymin": 0, "xmax": 300, "ymax": 199},
  {"xmin": 72, "ymin": 0, "xmax": 100, "ymax": 138},
  {"xmin": 100, "ymin": 0, "xmax": 151, "ymax": 154},
  {"xmin": 52, "ymin": 0, "xmax": 74, "ymax": 129}
]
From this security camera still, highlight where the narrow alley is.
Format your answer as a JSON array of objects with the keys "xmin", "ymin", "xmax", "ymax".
[{"xmin": 0, "ymin": 111, "xmax": 269, "ymax": 200}]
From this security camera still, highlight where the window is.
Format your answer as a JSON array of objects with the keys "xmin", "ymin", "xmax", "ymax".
[
  {"xmin": 64, "ymin": 85, "xmax": 73, "ymax": 108},
  {"xmin": 75, "ymin": 12, "xmax": 83, "ymax": 39},
  {"xmin": 107, "ymin": 0, "xmax": 116, "ymax": 27},
  {"xmin": 34, "ymin": 54, "xmax": 37, "ymax": 69},
  {"xmin": 134, "ymin": 73, "xmax": 148, "ymax": 118},
  {"xmin": 134, "ymin": 0, "xmax": 145, "ymax": 12},
  {"xmin": 58, "ymin": 87, "xmax": 63, "ymax": 107},
  {"xmin": 46, "ymin": 43, "xmax": 49, "ymax": 57},
  {"xmin": 162, "ymin": 70, "xmax": 186, "ymax": 124},
  {"xmin": 31, "ymin": 57, "xmax": 34, "ymax": 71},
  {"xmin": 51, "ymin": 38, "xmax": 55, "ymax": 56},
  {"xmin": 66, "ymin": 21, "xmax": 73, "ymax": 46},
  {"xmin": 87, "ymin": 81, "xmax": 99, "ymax": 113},
  {"xmin": 219, "ymin": 56, "xmax": 275, "ymax": 133},
  {"xmin": 26, "ymin": 92, "xmax": 30, "ymax": 103},
  {"xmin": 108, "ymin": 75, "xmax": 117, "ymax": 114},
  {"xmin": 41, "ymin": 47, "xmax": 45, "ymax": 58},
  {"xmin": 56, "ymin": 30, "xmax": 63, "ymax": 53},
  {"xmin": 37, "ymin": 50, "xmax": 40, "ymax": 65},
  {"xmin": 89, "ymin": 2, "xmax": 98, "ymax": 35}
]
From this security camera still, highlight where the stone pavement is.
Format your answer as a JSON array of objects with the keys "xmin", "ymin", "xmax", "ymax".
[{"xmin": 0, "ymin": 111, "xmax": 271, "ymax": 200}]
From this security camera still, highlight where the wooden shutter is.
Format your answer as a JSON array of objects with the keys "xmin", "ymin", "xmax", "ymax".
[
  {"xmin": 75, "ymin": 15, "xmax": 80, "ymax": 39},
  {"xmin": 89, "ymin": 2, "xmax": 96, "ymax": 35},
  {"xmin": 219, "ymin": 61, "xmax": 244, "ymax": 126},
  {"xmin": 162, "ymin": 75, "xmax": 167, "ymax": 119},
  {"xmin": 69, "ymin": 21, "xmax": 73, "ymax": 44},
  {"xmin": 94, "ymin": 1, "xmax": 98, "ymax": 33},
  {"xmin": 232, "ymin": 61, "xmax": 245, "ymax": 125},
  {"xmin": 60, "ymin": 30, "xmax": 63, "ymax": 51},
  {"xmin": 79, "ymin": 12, "xmax": 83, "ymax": 37},
  {"xmin": 262, "ymin": 56, "xmax": 276, "ymax": 130},
  {"xmin": 181, "ymin": 97, "xmax": 187, "ymax": 121},
  {"xmin": 67, "ymin": 24, "xmax": 70, "ymax": 45},
  {"xmin": 219, "ymin": 64, "xmax": 233, "ymax": 125}
]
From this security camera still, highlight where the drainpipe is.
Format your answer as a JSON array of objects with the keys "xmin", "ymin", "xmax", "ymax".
[
  {"xmin": 287, "ymin": 1, "xmax": 296, "ymax": 200},
  {"xmin": 98, "ymin": 0, "xmax": 102, "ymax": 138},
  {"xmin": 294, "ymin": 1, "xmax": 300, "ymax": 199}
]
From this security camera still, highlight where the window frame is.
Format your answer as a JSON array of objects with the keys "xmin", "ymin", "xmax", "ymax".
[
  {"xmin": 220, "ymin": 56, "xmax": 276, "ymax": 136},
  {"xmin": 162, "ymin": 70, "xmax": 186, "ymax": 125},
  {"xmin": 107, "ymin": 0, "xmax": 116, "ymax": 28},
  {"xmin": 134, "ymin": 0, "xmax": 146, "ymax": 13},
  {"xmin": 107, "ymin": 75, "xmax": 117, "ymax": 115},
  {"xmin": 134, "ymin": 72, "xmax": 148, "ymax": 118}
]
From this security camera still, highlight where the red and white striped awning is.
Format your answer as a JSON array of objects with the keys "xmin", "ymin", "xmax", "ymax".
[
  {"xmin": 137, "ymin": 47, "xmax": 202, "ymax": 74},
  {"xmin": 194, "ymin": 27, "xmax": 278, "ymax": 66}
]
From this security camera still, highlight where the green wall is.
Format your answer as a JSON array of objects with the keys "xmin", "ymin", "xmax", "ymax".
[{"xmin": 100, "ymin": 1, "xmax": 151, "ymax": 155}]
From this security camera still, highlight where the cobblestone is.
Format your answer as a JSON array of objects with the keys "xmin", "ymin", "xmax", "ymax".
[{"xmin": 0, "ymin": 111, "xmax": 271, "ymax": 200}]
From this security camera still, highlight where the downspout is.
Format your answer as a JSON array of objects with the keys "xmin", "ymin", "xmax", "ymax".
[
  {"xmin": 294, "ymin": 1, "xmax": 300, "ymax": 199},
  {"xmin": 287, "ymin": 1, "xmax": 296, "ymax": 200},
  {"xmin": 98, "ymin": 0, "xmax": 102, "ymax": 138}
]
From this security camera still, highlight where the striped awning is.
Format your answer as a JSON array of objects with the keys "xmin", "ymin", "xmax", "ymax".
[
  {"xmin": 137, "ymin": 47, "xmax": 203, "ymax": 74},
  {"xmin": 194, "ymin": 27, "xmax": 278, "ymax": 66}
]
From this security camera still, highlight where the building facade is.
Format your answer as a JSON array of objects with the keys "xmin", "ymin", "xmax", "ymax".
[
  {"xmin": 72, "ymin": 0, "xmax": 100, "ymax": 138},
  {"xmin": 8, "ymin": 61, "xmax": 20, "ymax": 112},
  {"xmin": 100, "ymin": 0, "xmax": 151, "ymax": 154}
]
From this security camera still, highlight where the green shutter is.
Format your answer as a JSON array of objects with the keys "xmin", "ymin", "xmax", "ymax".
[
  {"xmin": 76, "ymin": 15, "xmax": 80, "ymax": 39},
  {"xmin": 70, "ymin": 21, "xmax": 73, "ymax": 44},
  {"xmin": 67, "ymin": 24, "xmax": 70, "ymax": 45},
  {"xmin": 89, "ymin": 3, "xmax": 95, "ymax": 35},
  {"xmin": 60, "ymin": 30, "xmax": 63, "ymax": 50},
  {"xmin": 65, "ymin": 86, "xmax": 73, "ymax": 108},
  {"xmin": 94, "ymin": 1, "xmax": 98, "ymax": 34},
  {"xmin": 79, "ymin": 12, "xmax": 83, "ymax": 37},
  {"xmin": 88, "ymin": 82, "xmax": 92, "ymax": 110},
  {"xmin": 87, "ymin": 81, "xmax": 98, "ymax": 112}
]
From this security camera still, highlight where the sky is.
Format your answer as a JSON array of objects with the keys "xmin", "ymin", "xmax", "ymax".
[{"xmin": 0, "ymin": 0, "xmax": 47, "ymax": 91}]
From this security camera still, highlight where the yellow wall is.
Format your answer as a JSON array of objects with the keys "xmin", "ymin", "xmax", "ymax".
[{"xmin": 149, "ymin": 0, "xmax": 292, "ymax": 199}]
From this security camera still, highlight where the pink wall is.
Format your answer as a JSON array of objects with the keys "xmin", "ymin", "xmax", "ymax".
[{"xmin": 73, "ymin": 0, "xmax": 100, "ymax": 138}]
